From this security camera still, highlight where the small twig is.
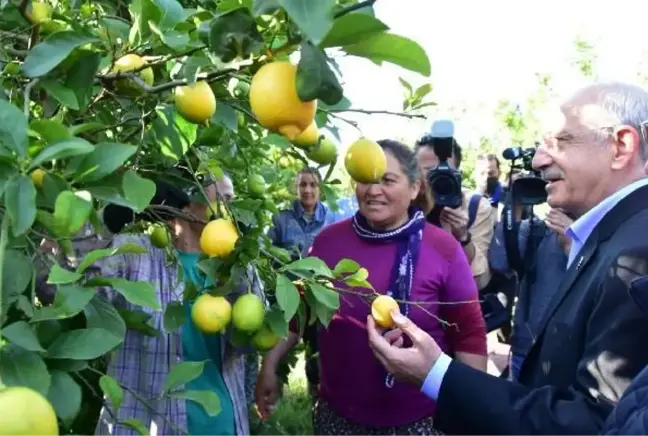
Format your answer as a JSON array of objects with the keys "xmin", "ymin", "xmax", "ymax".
[
  {"xmin": 148, "ymin": 205, "xmax": 206, "ymax": 225},
  {"xmin": 2, "ymin": 46, "xmax": 27, "ymax": 57},
  {"xmin": 334, "ymin": 0, "xmax": 377, "ymax": 18},
  {"xmin": 326, "ymin": 111, "xmax": 362, "ymax": 133},
  {"xmin": 23, "ymin": 78, "xmax": 40, "ymax": 117},
  {"xmin": 325, "ymin": 108, "xmax": 426, "ymax": 119}
]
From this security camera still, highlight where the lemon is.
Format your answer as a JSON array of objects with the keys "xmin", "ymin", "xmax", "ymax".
[
  {"xmin": 26, "ymin": 2, "xmax": 53, "ymax": 25},
  {"xmin": 291, "ymin": 121, "xmax": 320, "ymax": 149},
  {"xmin": 232, "ymin": 293, "xmax": 265, "ymax": 333},
  {"xmin": 31, "ymin": 169, "xmax": 46, "ymax": 188},
  {"xmin": 345, "ymin": 137, "xmax": 387, "ymax": 184},
  {"xmin": 252, "ymin": 325, "xmax": 280, "ymax": 351},
  {"xmin": 247, "ymin": 174, "xmax": 266, "ymax": 198},
  {"xmin": 249, "ymin": 61, "xmax": 317, "ymax": 140},
  {"xmin": 199, "ymin": 219, "xmax": 239, "ymax": 258},
  {"xmin": 306, "ymin": 138, "xmax": 338, "ymax": 165},
  {"xmin": 174, "ymin": 80, "xmax": 217, "ymax": 124},
  {"xmin": 191, "ymin": 294, "xmax": 232, "ymax": 333},
  {"xmin": 0, "ymin": 386, "xmax": 59, "ymax": 435},
  {"xmin": 150, "ymin": 225, "xmax": 170, "ymax": 249},
  {"xmin": 111, "ymin": 54, "xmax": 154, "ymax": 91},
  {"xmin": 206, "ymin": 201, "xmax": 231, "ymax": 221},
  {"xmin": 371, "ymin": 295, "xmax": 400, "ymax": 329}
]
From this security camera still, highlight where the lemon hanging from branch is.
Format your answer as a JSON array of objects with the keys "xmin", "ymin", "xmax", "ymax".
[
  {"xmin": 344, "ymin": 137, "xmax": 387, "ymax": 183},
  {"xmin": 371, "ymin": 295, "xmax": 400, "ymax": 329},
  {"xmin": 192, "ymin": 294, "xmax": 232, "ymax": 334},
  {"xmin": 200, "ymin": 218, "xmax": 239, "ymax": 258},
  {"xmin": 249, "ymin": 61, "xmax": 317, "ymax": 140},
  {"xmin": 232, "ymin": 293, "xmax": 265, "ymax": 333},
  {"xmin": 306, "ymin": 138, "xmax": 338, "ymax": 166},
  {"xmin": 291, "ymin": 121, "xmax": 320, "ymax": 149},
  {"xmin": 174, "ymin": 81, "xmax": 217, "ymax": 124},
  {"xmin": 0, "ymin": 386, "xmax": 59, "ymax": 435},
  {"xmin": 111, "ymin": 54, "xmax": 154, "ymax": 93}
]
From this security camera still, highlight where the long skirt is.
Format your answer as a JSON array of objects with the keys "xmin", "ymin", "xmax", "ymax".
[{"xmin": 313, "ymin": 398, "xmax": 443, "ymax": 435}]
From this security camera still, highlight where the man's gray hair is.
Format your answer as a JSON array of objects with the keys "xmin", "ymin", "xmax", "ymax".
[{"xmin": 579, "ymin": 82, "xmax": 648, "ymax": 161}]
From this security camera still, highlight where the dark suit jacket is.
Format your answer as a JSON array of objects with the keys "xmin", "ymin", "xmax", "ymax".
[{"xmin": 435, "ymin": 184, "xmax": 648, "ymax": 435}]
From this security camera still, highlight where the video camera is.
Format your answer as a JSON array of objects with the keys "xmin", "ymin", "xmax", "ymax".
[
  {"xmin": 421, "ymin": 120, "xmax": 463, "ymax": 208},
  {"xmin": 502, "ymin": 145, "xmax": 547, "ymax": 206}
]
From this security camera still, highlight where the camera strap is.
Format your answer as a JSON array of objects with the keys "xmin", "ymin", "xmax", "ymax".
[{"xmin": 502, "ymin": 192, "xmax": 525, "ymax": 275}]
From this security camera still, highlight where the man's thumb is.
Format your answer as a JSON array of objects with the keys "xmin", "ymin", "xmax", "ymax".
[{"xmin": 391, "ymin": 310, "xmax": 424, "ymax": 344}]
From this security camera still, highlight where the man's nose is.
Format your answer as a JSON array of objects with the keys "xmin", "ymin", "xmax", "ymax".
[{"xmin": 532, "ymin": 146, "xmax": 552, "ymax": 171}]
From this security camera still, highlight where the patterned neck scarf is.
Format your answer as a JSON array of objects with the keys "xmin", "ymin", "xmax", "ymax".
[{"xmin": 352, "ymin": 207, "xmax": 426, "ymax": 387}]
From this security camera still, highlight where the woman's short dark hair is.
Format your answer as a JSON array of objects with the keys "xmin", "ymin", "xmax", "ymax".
[
  {"xmin": 296, "ymin": 167, "xmax": 322, "ymax": 183},
  {"xmin": 376, "ymin": 139, "xmax": 419, "ymax": 184}
]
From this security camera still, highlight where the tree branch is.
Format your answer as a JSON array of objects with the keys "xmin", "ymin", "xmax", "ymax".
[
  {"xmin": 23, "ymin": 78, "xmax": 39, "ymax": 117},
  {"xmin": 334, "ymin": 0, "xmax": 377, "ymax": 18},
  {"xmin": 325, "ymin": 108, "xmax": 426, "ymax": 119}
]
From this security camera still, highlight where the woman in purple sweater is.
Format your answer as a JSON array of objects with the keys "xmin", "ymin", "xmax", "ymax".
[{"xmin": 256, "ymin": 139, "xmax": 487, "ymax": 434}]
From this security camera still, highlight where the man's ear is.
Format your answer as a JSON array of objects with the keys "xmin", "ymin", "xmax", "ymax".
[{"xmin": 611, "ymin": 125, "xmax": 642, "ymax": 171}]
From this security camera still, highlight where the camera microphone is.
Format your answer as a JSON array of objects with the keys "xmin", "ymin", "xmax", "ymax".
[{"xmin": 502, "ymin": 147, "xmax": 524, "ymax": 160}]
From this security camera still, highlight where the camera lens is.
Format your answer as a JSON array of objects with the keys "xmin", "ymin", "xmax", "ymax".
[{"xmin": 430, "ymin": 174, "xmax": 455, "ymax": 196}]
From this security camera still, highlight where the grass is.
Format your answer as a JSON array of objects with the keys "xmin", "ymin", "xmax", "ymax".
[{"xmin": 250, "ymin": 353, "xmax": 314, "ymax": 435}]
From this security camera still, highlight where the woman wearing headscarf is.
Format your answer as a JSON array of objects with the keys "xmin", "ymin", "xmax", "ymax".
[{"xmin": 255, "ymin": 140, "xmax": 487, "ymax": 434}]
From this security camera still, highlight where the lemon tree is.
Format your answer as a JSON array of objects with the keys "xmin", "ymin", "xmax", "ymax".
[{"xmin": 0, "ymin": 0, "xmax": 432, "ymax": 433}]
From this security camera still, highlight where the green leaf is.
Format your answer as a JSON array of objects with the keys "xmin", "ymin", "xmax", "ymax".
[
  {"xmin": 68, "ymin": 122, "xmax": 106, "ymax": 136},
  {"xmin": 99, "ymin": 375, "xmax": 124, "ymax": 411},
  {"xmin": 163, "ymin": 300, "xmax": 186, "ymax": 332},
  {"xmin": 278, "ymin": 0, "xmax": 335, "ymax": 45},
  {"xmin": 0, "ymin": 163, "xmax": 18, "ymax": 199},
  {"xmin": 170, "ymin": 390, "xmax": 221, "ymax": 416},
  {"xmin": 296, "ymin": 41, "xmax": 343, "ymax": 105},
  {"xmin": 47, "ymin": 328, "xmax": 123, "ymax": 360},
  {"xmin": 0, "ymin": 99, "xmax": 28, "ymax": 159},
  {"xmin": 84, "ymin": 294, "xmax": 127, "ymax": 338},
  {"xmin": 86, "ymin": 277, "xmax": 160, "ymax": 310},
  {"xmin": 320, "ymin": 13, "xmax": 388, "ymax": 48},
  {"xmin": 414, "ymin": 83, "xmax": 433, "ymax": 99},
  {"xmin": 333, "ymin": 258, "xmax": 361, "ymax": 276},
  {"xmin": 21, "ymin": 31, "xmax": 98, "ymax": 78},
  {"xmin": 122, "ymin": 170, "xmax": 156, "ymax": 213},
  {"xmin": 39, "ymin": 80, "xmax": 80, "ymax": 110},
  {"xmin": 208, "ymin": 8, "xmax": 264, "ymax": 63},
  {"xmin": 47, "ymin": 371, "xmax": 82, "ymax": 426},
  {"xmin": 399, "ymin": 77, "xmax": 413, "ymax": 93},
  {"xmin": 344, "ymin": 267, "xmax": 373, "ymax": 289},
  {"xmin": 282, "ymin": 257, "xmax": 332, "ymax": 277},
  {"xmin": 2, "ymin": 321, "xmax": 45, "ymax": 352},
  {"xmin": 151, "ymin": 0, "xmax": 186, "ymax": 28},
  {"xmin": 275, "ymin": 274, "xmax": 300, "ymax": 321},
  {"xmin": 68, "ymin": 142, "xmax": 136, "ymax": 183},
  {"xmin": 4, "ymin": 175, "xmax": 36, "ymax": 236},
  {"xmin": 47, "ymin": 264, "xmax": 82, "ymax": 285},
  {"xmin": 0, "ymin": 344, "xmax": 51, "ymax": 395},
  {"xmin": 31, "ymin": 285, "xmax": 96, "ymax": 322},
  {"xmin": 53, "ymin": 190, "xmax": 93, "ymax": 236},
  {"xmin": 252, "ymin": 0, "xmax": 279, "ymax": 16},
  {"xmin": 150, "ymin": 107, "xmax": 197, "ymax": 162},
  {"xmin": 64, "ymin": 51, "xmax": 101, "ymax": 110},
  {"xmin": 265, "ymin": 305, "xmax": 289, "ymax": 337},
  {"xmin": 29, "ymin": 119, "xmax": 72, "ymax": 145},
  {"xmin": 1, "ymin": 250, "xmax": 34, "ymax": 320},
  {"xmin": 213, "ymin": 102, "xmax": 238, "ymax": 132},
  {"xmin": 122, "ymin": 418, "xmax": 149, "ymax": 435},
  {"xmin": 29, "ymin": 138, "xmax": 94, "ymax": 170},
  {"xmin": 310, "ymin": 282, "xmax": 340, "ymax": 310},
  {"xmin": 76, "ymin": 243, "xmax": 147, "ymax": 273},
  {"xmin": 341, "ymin": 33, "xmax": 431, "ymax": 77},
  {"xmin": 163, "ymin": 361, "xmax": 206, "ymax": 393}
]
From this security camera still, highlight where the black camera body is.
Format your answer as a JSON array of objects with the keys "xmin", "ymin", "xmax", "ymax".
[
  {"xmin": 423, "ymin": 120, "xmax": 463, "ymax": 209},
  {"xmin": 502, "ymin": 146, "xmax": 547, "ymax": 206}
]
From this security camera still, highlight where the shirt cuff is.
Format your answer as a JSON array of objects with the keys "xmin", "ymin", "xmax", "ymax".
[{"xmin": 420, "ymin": 352, "xmax": 453, "ymax": 401}]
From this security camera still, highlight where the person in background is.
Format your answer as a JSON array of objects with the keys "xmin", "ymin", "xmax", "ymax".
[
  {"xmin": 475, "ymin": 153, "xmax": 504, "ymax": 213},
  {"xmin": 256, "ymin": 139, "xmax": 487, "ymax": 435},
  {"xmin": 59, "ymin": 175, "xmax": 263, "ymax": 435},
  {"xmin": 416, "ymin": 136, "xmax": 495, "ymax": 291},
  {"xmin": 367, "ymin": 82, "xmax": 648, "ymax": 434},
  {"xmin": 267, "ymin": 167, "xmax": 336, "ymax": 396}
]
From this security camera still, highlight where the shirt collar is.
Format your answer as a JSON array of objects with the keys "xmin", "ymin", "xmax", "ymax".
[
  {"xmin": 292, "ymin": 200, "xmax": 327, "ymax": 222},
  {"xmin": 566, "ymin": 178, "xmax": 648, "ymax": 245}
]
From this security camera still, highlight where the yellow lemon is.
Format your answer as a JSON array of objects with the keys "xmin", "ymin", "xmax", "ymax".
[
  {"xmin": 174, "ymin": 80, "xmax": 217, "ymax": 124},
  {"xmin": 306, "ymin": 138, "xmax": 338, "ymax": 165},
  {"xmin": 112, "ymin": 54, "xmax": 154, "ymax": 90},
  {"xmin": 371, "ymin": 295, "xmax": 400, "ymax": 329},
  {"xmin": 191, "ymin": 294, "xmax": 232, "ymax": 333},
  {"xmin": 0, "ymin": 386, "xmax": 59, "ymax": 435},
  {"xmin": 199, "ymin": 219, "xmax": 239, "ymax": 258},
  {"xmin": 249, "ymin": 62, "xmax": 317, "ymax": 140},
  {"xmin": 291, "ymin": 121, "xmax": 320, "ymax": 149},
  {"xmin": 26, "ymin": 2, "xmax": 53, "ymax": 25},
  {"xmin": 232, "ymin": 293, "xmax": 265, "ymax": 333},
  {"xmin": 344, "ymin": 137, "xmax": 387, "ymax": 184},
  {"xmin": 31, "ymin": 169, "xmax": 46, "ymax": 188}
]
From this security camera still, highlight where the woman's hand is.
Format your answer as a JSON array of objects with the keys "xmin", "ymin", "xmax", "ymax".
[{"xmin": 255, "ymin": 363, "xmax": 280, "ymax": 420}]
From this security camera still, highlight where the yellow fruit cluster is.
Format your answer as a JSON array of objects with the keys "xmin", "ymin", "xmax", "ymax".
[{"xmin": 191, "ymin": 293, "xmax": 279, "ymax": 351}]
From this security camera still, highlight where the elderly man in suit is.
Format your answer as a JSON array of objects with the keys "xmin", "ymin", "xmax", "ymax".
[{"xmin": 367, "ymin": 82, "xmax": 648, "ymax": 434}]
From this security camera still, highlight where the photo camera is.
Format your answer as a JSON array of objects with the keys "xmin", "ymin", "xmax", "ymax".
[
  {"xmin": 502, "ymin": 145, "xmax": 547, "ymax": 206},
  {"xmin": 420, "ymin": 120, "xmax": 463, "ymax": 209}
]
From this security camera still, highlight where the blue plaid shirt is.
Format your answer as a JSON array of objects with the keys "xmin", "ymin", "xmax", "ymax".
[{"xmin": 268, "ymin": 200, "xmax": 336, "ymax": 258}]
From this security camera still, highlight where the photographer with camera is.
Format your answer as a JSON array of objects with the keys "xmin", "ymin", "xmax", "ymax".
[
  {"xmin": 488, "ymin": 151, "xmax": 572, "ymax": 379},
  {"xmin": 416, "ymin": 120, "xmax": 495, "ymax": 291}
]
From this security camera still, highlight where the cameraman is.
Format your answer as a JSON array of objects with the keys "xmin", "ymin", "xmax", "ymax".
[
  {"xmin": 416, "ymin": 135, "xmax": 495, "ymax": 290},
  {"xmin": 488, "ymin": 173, "xmax": 572, "ymax": 380}
]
